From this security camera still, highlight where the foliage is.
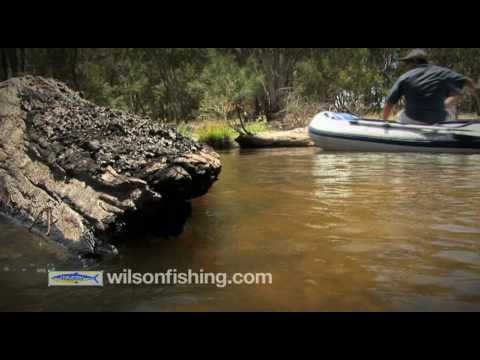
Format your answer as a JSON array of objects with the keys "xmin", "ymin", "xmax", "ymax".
[
  {"xmin": 194, "ymin": 49, "xmax": 263, "ymax": 121},
  {"xmin": 2, "ymin": 48, "xmax": 479, "ymax": 121}
]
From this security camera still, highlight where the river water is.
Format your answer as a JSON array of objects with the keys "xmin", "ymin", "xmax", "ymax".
[{"xmin": 1, "ymin": 148, "xmax": 480, "ymax": 311}]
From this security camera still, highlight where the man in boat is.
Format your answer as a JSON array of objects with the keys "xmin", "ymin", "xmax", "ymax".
[{"xmin": 383, "ymin": 49, "xmax": 477, "ymax": 125}]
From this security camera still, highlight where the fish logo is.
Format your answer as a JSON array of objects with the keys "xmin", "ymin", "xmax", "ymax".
[{"xmin": 48, "ymin": 271, "xmax": 104, "ymax": 287}]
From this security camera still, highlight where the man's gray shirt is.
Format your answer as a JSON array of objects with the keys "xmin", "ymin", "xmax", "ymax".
[{"xmin": 386, "ymin": 64, "xmax": 468, "ymax": 124}]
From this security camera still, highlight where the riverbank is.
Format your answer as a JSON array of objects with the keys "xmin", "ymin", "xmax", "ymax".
[
  {"xmin": 192, "ymin": 112, "xmax": 479, "ymax": 150},
  {"xmin": 178, "ymin": 120, "xmax": 269, "ymax": 149},
  {"xmin": 179, "ymin": 119, "xmax": 313, "ymax": 150}
]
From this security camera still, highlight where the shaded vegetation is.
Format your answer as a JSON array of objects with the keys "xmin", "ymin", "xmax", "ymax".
[{"xmin": 1, "ymin": 48, "xmax": 479, "ymax": 124}]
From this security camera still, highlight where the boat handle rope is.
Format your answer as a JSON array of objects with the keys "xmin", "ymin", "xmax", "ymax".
[{"xmin": 349, "ymin": 119, "xmax": 480, "ymax": 138}]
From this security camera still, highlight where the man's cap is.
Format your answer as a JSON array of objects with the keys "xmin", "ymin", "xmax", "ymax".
[{"xmin": 400, "ymin": 49, "xmax": 429, "ymax": 62}]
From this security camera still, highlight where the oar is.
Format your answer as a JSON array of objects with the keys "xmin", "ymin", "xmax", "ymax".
[{"xmin": 350, "ymin": 119, "xmax": 480, "ymax": 139}]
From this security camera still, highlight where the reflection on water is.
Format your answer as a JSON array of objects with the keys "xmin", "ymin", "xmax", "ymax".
[{"xmin": 1, "ymin": 149, "xmax": 480, "ymax": 311}]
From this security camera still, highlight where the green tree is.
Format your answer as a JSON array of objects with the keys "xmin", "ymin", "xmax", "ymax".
[{"xmin": 193, "ymin": 49, "xmax": 263, "ymax": 133}]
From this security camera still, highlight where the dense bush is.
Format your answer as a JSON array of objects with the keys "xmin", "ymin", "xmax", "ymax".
[{"xmin": 1, "ymin": 48, "xmax": 479, "ymax": 121}]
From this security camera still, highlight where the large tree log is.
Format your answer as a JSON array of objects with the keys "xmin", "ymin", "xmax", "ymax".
[
  {"xmin": 0, "ymin": 76, "xmax": 222, "ymax": 256},
  {"xmin": 235, "ymin": 128, "xmax": 314, "ymax": 149}
]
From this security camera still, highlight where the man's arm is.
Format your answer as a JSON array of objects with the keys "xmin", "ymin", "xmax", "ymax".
[
  {"xmin": 383, "ymin": 103, "xmax": 395, "ymax": 122},
  {"xmin": 465, "ymin": 78, "xmax": 478, "ymax": 95},
  {"xmin": 444, "ymin": 77, "xmax": 478, "ymax": 118},
  {"xmin": 448, "ymin": 69, "xmax": 477, "ymax": 96},
  {"xmin": 445, "ymin": 95, "xmax": 462, "ymax": 110},
  {"xmin": 384, "ymin": 77, "xmax": 403, "ymax": 122}
]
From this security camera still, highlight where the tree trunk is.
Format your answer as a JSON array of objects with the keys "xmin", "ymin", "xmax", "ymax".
[
  {"xmin": 19, "ymin": 48, "xmax": 26, "ymax": 73},
  {"xmin": 0, "ymin": 49, "xmax": 8, "ymax": 80},
  {"xmin": 71, "ymin": 48, "xmax": 79, "ymax": 89},
  {"xmin": 7, "ymin": 48, "xmax": 18, "ymax": 76},
  {"xmin": 256, "ymin": 49, "xmax": 299, "ymax": 121}
]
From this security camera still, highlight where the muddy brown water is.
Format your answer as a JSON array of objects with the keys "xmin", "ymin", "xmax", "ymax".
[{"xmin": 1, "ymin": 148, "xmax": 480, "ymax": 311}]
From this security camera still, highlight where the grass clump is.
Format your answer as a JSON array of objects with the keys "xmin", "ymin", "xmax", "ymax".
[
  {"xmin": 197, "ymin": 123, "xmax": 237, "ymax": 149},
  {"xmin": 244, "ymin": 121, "xmax": 269, "ymax": 134},
  {"xmin": 193, "ymin": 120, "xmax": 270, "ymax": 149}
]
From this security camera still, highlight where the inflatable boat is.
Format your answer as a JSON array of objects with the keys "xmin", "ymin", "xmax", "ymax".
[{"xmin": 308, "ymin": 112, "xmax": 480, "ymax": 153}]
